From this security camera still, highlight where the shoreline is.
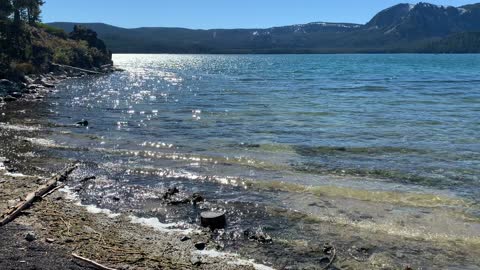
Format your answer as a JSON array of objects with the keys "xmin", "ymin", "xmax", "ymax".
[
  {"xmin": 0, "ymin": 69, "xmax": 274, "ymax": 270},
  {"xmin": 0, "ymin": 63, "xmax": 121, "ymax": 105},
  {"xmin": 1, "ymin": 57, "xmax": 480, "ymax": 269},
  {"xmin": 0, "ymin": 166, "xmax": 274, "ymax": 270}
]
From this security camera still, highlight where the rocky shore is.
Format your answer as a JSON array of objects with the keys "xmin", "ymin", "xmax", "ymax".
[
  {"xmin": 0, "ymin": 70, "xmax": 272, "ymax": 270},
  {"xmin": 0, "ymin": 167, "xmax": 264, "ymax": 270},
  {"xmin": 0, "ymin": 64, "xmax": 122, "ymax": 105}
]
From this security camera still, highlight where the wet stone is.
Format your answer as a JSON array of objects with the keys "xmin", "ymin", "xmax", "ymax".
[
  {"xmin": 194, "ymin": 242, "xmax": 206, "ymax": 250},
  {"xmin": 4, "ymin": 95, "xmax": 17, "ymax": 102},
  {"xmin": 75, "ymin": 120, "xmax": 89, "ymax": 127},
  {"xmin": 180, "ymin": 236, "xmax": 191, "ymax": 242},
  {"xmin": 244, "ymin": 228, "xmax": 273, "ymax": 244},
  {"xmin": 191, "ymin": 193, "xmax": 204, "ymax": 204},
  {"xmin": 25, "ymin": 232, "xmax": 36, "ymax": 242}
]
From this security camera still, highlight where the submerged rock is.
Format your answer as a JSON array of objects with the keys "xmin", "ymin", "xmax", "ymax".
[
  {"xmin": 244, "ymin": 228, "xmax": 272, "ymax": 243},
  {"xmin": 191, "ymin": 193, "xmax": 204, "ymax": 204},
  {"xmin": 3, "ymin": 95, "xmax": 17, "ymax": 102},
  {"xmin": 200, "ymin": 211, "xmax": 226, "ymax": 230},
  {"xmin": 0, "ymin": 79, "xmax": 14, "ymax": 87},
  {"xmin": 163, "ymin": 186, "xmax": 179, "ymax": 200},
  {"xmin": 76, "ymin": 120, "xmax": 89, "ymax": 127},
  {"xmin": 9, "ymin": 92, "xmax": 23, "ymax": 98}
]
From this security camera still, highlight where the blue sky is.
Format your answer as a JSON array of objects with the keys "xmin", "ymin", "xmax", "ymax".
[{"xmin": 43, "ymin": 0, "xmax": 475, "ymax": 29}]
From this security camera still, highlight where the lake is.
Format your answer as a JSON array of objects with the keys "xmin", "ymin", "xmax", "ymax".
[{"xmin": 2, "ymin": 54, "xmax": 480, "ymax": 269}]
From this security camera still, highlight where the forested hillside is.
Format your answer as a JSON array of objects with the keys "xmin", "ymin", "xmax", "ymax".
[{"xmin": 0, "ymin": 0, "xmax": 112, "ymax": 81}]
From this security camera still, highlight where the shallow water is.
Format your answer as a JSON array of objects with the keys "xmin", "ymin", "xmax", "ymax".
[{"xmin": 1, "ymin": 54, "xmax": 480, "ymax": 269}]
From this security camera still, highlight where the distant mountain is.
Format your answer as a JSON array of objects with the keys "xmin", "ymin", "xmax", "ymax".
[{"xmin": 48, "ymin": 2, "xmax": 480, "ymax": 53}]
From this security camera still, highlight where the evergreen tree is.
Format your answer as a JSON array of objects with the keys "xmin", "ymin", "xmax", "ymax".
[{"xmin": 0, "ymin": 0, "xmax": 14, "ymax": 20}]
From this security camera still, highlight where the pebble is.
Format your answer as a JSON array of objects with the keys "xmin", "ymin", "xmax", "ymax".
[
  {"xmin": 180, "ymin": 236, "xmax": 191, "ymax": 242},
  {"xmin": 194, "ymin": 242, "xmax": 206, "ymax": 250},
  {"xmin": 25, "ymin": 232, "xmax": 36, "ymax": 242},
  {"xmin": 45, "ymin": 238, "xmax": 55, "ymax": 243},
  {"xmin": 190, "ymin": 256, "xmax": 202, "ymax": 266}
]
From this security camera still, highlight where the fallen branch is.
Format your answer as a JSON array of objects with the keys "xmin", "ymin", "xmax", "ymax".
[
  {"xmin": 72, "ymin": 253, "xmax": 117, "ymax": 270},
  {"xmin": 42, "ymin": 183, "xmax": 65, "ymax": 198},
  {"xmin": 0, "ymin": 164, "xmax": 77, "ymax": 227},
  {"xmin": 322, "ymin": 244, "xmax": 337, "ymax": 270},
  {"xmin": 51, "ymin": 63, "xmax": 102, "ymax": 75}
]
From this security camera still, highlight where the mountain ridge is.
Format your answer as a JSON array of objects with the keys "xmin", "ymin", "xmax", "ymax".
[{"xmin": 48, "ymin": 2, "xmax": 480, "ymax": 53}]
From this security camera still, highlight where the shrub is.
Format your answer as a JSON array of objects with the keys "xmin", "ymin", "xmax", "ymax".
[
  {"xmin": 13, "ymin": 62, "xmax": 35, "ymax": 74},
  {"xmin": 36, "ymin": 23, "xmax": 68, "ymax": 39}
]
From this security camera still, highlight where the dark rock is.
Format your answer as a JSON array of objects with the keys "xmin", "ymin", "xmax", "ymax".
[
  {"xmin": 200, "ymin": 211, "xmax": 226, "ymax": 230},
  {"xmin": 25, "ymin": 232, "xmax": 36, "ymax": 242},
  {"xmin": 180, "ymin": 236, "xmax": 191, "ymax": 242},
  {"xmin": 112, "ymin": 196, "xmax": 120, "ymax": 201},
  {"xmin": 162, "ymin": 186, "xmax": 179, "ymax": 200},
  {"xmin": 3, "ymin": 95, "xmax": 17, "ymax": 102},
  {"xmin": 194, "ymin": 242, "xmax": 206, "ymax": 250},
  {"xmin": 64, "ymin": 238, "xmax": 74, "ymax": 243},
  {"xmin": 0, "ymin": 79, "xmax": 14, "ymax": 87},
  {"xmin": 244, "ymin": 228, "xmax": 272, "ymax": 243},
  {"xmin": 76, "ymin": 120, "xmax": 89, "ymax": 127},
  {"xmin": 191, "ymin": 193, "xmax": 204, "ymax": 204},
  {"xmin": 9, "ymin": 92, "xmax": 23, "ymax": 98}
]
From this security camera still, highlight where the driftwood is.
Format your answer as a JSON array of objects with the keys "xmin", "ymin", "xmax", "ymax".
[
  {"xmin": 322, "ymin": 244, "xmax": 337, "ymax": 270},
  {"xmin": 0, "ymin": 164, "xmax": 77, "ymax": 227},
  {"xmin": 72, "ymin": 253, "xmax": 117, "ymax": 270},
  {"xmin": 51, "ymin": 63, "xmax": 101, "ymax": 75}
]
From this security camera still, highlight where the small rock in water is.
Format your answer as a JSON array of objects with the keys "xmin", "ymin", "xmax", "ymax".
[
  {"xmin": 191, "ymin": 193, "xmax": 204, "ymax": 204},
  {"xmin": 76, "ymin": 119, "xmax": 89, "ymax": 127},
  {"xmin": 25, "ymin": 232, "xmax": 36, "ymax": 242},
  {"xmin": 194, "ymin": 242, "xmax": 206, "ymax": 250},
  {"xmin": 200, "ymin": 211, "xmax": 226, "ymax": 230},
  {"xmin": 244, "ymin": 228, "xmax": 272, "ymax": 243},
  {"xmin": 162, "ymin": 186, "xmax": 179, "ymax": 200},
  {"xmin": 45, "ymin": 238, "xmax": 55, "ymax": 243},
  {"xmin": 4, "ymin": 95, "xmax": 17, "ymax": 102},
  {"xmin": 9, "ymin": 92, "xmax": 23, "ymax": 98},
  {"xmin": 0, "ymin": 79, "xmax": 14, "ymax": 86}
]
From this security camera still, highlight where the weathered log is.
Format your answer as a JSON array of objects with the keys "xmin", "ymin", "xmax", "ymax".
[
  {"xmin": 51, "ymin": 63, "xmax": 102, "ymax": 75},
  {"xmin": 0, "ymin": 164, "xmax": 77, "ymax": 227},
  {"xmin": 72, "ymin": 253, "xmax": 117, "ymax": 270}
]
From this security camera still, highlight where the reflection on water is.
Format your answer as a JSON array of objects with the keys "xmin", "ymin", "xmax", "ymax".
[{"xmin": 1, "ymin": 54, "xmax": 480, "ymax": 269}]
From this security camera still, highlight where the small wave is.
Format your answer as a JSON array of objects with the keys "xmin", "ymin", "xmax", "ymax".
[
  {"xmin": 61, "ymin": 186, "xmax": 192, "ymax": 233},
  {"xmin": 0, "ymin": 123, "xmax": 40, "ymax": 131},
  {"xmin": 194, "ymin": 250, "xmax": 275, "ymax": 270},
  {"xmin": 250, "ymin": 180, "xmax": 469, "ymax": 209},
  {"xmin": 294, "ymin": 145, "xmax": 428, "ymax": 156}
]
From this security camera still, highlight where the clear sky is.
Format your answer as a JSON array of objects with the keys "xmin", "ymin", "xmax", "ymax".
[{"xmin": 43, "ymin": 0, "xmax": 476, "ymax": 29}]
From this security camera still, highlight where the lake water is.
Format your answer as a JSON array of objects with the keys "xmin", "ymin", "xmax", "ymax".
[{"xmin": 2, "ymin": 54, "xmax": 480, "ymax": 269}]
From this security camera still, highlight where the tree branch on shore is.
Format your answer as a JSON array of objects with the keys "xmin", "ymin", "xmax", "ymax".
[
  {"xmin": 72, "ymin": 253, "xmax": 118, "ymax": 270},
  {"xmin": 0, "ymin": 164, "xmax": 77, "ymax": 227}
]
